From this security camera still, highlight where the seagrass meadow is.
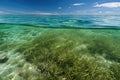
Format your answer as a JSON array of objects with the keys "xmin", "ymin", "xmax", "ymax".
[{"xmin": 0, "ymin": 15, "xmax": 120, "ymax": 80}]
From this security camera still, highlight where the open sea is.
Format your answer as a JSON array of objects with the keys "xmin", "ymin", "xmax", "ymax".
[{"xmin": 0, "ymin": 15, "xmax": 120, "ymax": 80}]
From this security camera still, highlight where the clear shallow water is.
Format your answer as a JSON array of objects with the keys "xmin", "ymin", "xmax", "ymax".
[
  {"xmin": 0, "ymin": 15, "xmax": 120, "ymax": 28},
  {"xmin": 0, "ymin": 15, "xmax": 120, "ymax": 80}
]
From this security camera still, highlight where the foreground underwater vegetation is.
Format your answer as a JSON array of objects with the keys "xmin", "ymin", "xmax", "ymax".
[
  {"xmin": 16, "ymin": 29, "xmax": 120, "ymax": 80},
  {"xmin": 0, "ymin": 27, "xmax": 120, "ymax": 80}
]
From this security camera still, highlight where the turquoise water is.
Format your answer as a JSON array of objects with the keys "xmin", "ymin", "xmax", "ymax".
[
  {"xmin": 0, "ymin": 15, "xmax": 120, "ymax": 28},
  {"xmin": 0, "ymin": 15, "xmax": 120, "ymax": 80}
]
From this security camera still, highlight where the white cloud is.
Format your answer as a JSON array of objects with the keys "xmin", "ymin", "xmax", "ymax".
[
  {"xmin": 58, "ymin": 7, "xmax": 62, "ymax": 9},
  {"xmin": 0, "ymin": 11, "xmax": 10, "ymax": 14},
  {"xmin": 0, "ymin": 11, "xmax": 4, "ymax": 14},
  {"xmin": 94, "ymin": 2, "xmax": 120, "ymax": 8},
  {"xmin": 0, "ymin": 10, "xmax": 60, "ymax": 15},
  {"xmin": 31, "ymin": 12, "xmax": 52, "ymax": 15},
  {"xmin": 73, "ymin": 3, "xmax": 84, "ymax": 6},
  {"xmin": 30, "ymin": 11, "xmax": 60, "ymax": 15}
]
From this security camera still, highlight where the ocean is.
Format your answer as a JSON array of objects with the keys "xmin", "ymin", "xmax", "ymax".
[
  {"xmin": 0, "ymin": 15, "xmax": 120, "ymax": 80},
  {"xmin": 0, "ymin": 15, "xmax": 120, "ymax": 28}
]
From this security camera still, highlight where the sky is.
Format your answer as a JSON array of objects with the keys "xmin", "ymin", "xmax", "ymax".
[{"xmin": 0, "ymin": 0, "xmax": 120, "ymax": 15}]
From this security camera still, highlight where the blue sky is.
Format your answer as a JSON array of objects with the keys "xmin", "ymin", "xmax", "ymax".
[{"xmin": 0, "ymin": 0, "xmax": 120, "ymax": 15}]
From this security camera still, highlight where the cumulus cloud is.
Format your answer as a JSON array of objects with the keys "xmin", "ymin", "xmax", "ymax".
[
  {"xmin": 94, "ymin": 2, "xmax": 120, "ymax": 8},
  {"xmin": 73, "ymin": 3, "xmax": 84, "ymax": 6}
]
